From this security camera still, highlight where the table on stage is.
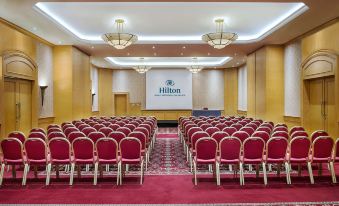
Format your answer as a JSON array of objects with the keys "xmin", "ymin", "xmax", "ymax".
[{"xmin": 191, "ymin": 110, "xmax": 222, "ymax": 117}]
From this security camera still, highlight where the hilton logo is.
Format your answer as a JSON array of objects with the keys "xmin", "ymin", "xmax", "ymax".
[{"xmin": 159, "ymin": 80, "xmax": 181, "ymax": 94}]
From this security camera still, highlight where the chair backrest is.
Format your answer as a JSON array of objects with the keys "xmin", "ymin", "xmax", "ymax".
[
  {"xmin": 116, "ymin": 127, "xmax": 132, "ymax": 137},
  {"xmin": 215, "ymin": 123, "xmax": 227, "ymax": 131},
  {"xmin": 195, "ymin": 137, "xmax": 218, "ymax": 160},
  {"xmin": 266, "ymin": 137, "xmax": 288, "ymax": 160},
  {"xmin": 134, "ymin": 127, "xmax": 150, "ymax": 139},
  {"xmin": 219, "ymin": 137, "xmax": 242, "ymax": 161},
  {"xmin": 47, "ymin": 124, "xmax": 61, "ymax": 130},
  {"xmin": 138, "ymin": 124, "xmax": 152, "ymax": 136},
  {"xmin": 115, "ymin": 121, "xmax": 125, "ymax": 127},
  {"xmin": 245, "ymin": 123, "xmax": 258, "ymax": 131},
  {"xmin": 82, "ymin": 127, "xmax": 97, "ymax": 136},
  {"xmin": 290, "ymin": 131, "xmax": 308, "ymax": 139},
  {"xmin": 28, "ymin": 132, "xmax": 46, "ymax": 141},
  {"xmin": 77, "ymin": 124, "xmax": 90, "ymax": 131},
  {"xmin": 275, "ymin": 123, "xmax": 287, "ymax": 128},
  {"xmin": 205, "ymin": 127, "xmax": 220, "ymax": 136},
  {"xmin": 184, "ymin": 124, "xmax": 196, "ymax": 137},
  {"xmin": 230, "ymin": 123, "xmax": 242, "ymax": 131},
  {"xmin": 48, "ymin": 131, "xmax": 66, "ymax": 140},
  {"xmin": 74, "ymin": 122, "xmax": 86, "ymax": 128},
  {"xmin": 1, "ymin": 138, "xmax": 23, "ymax": 162},
  {"xmin": 62, "ymin": 124, "xmax": 76, "ymax": 132},
  {"xmin": 191, "ymin": 131, "xmax": 209, "ymax": 150},
  {"xmin": 102, "ymin": 122, "xmax": 111, "ymax": 127},
  {"xmin": 30, "ymin": 128, "xmax": 46, "ymax": 135},
  {"xmin": 243, "ymin": 137, "xmax": 265, "ymax": 160},
  {"xmin": 200, "ymin": 123, "xmax": 213, "ymax": 131},
  {"xmin": 119, "ymin": 137, "xmax": 142, "ymax": 160},
  {"xmin": 124, "ymin": 124, "xmax": 136, "ymax": 132},
  {"xmin": 256, "ymin": 126, "xmax": 272, "ymax": 134},
  {"xmin": 289, "ymin": 136, "xmax": 311, "ymax": 160},
  {"xmin": 64, "ymin": 127, "xmax": 79, "ymax": 137},
  {"xmin": 239, "ymin": 126, "xmax": 255, "ymax": 136},
  {"xmin": 88, "ymin": 132, "xmax": 106, "ymax": 143},
  {"xmin": 88, "ymin": 122, "xmax": 98, "ymax": 127},
  {"xmin": 24, "ymin": 138, "xmax": 47, "ymax": 161},
  {"xmin": 251, "ymin": 121, "xmax": 261, "ymax": 127},
  {"xmin": 108, "ymin": 131, "xmax": 126, "ymax": 144},
  {"xmin": 8, "ymin": 131, "xmax": 26, "ymax": 143},
  {"xmin": 211, "ymin": 131, "xmax": 229, "ymax": 144},
  {"xmin": 312, "ymin": 136, "xmax": 334, "ymax": 159},
  {"xmin": 261, "ymin": 123, "xmax": 273, "ymax": 130},
  {"xmin": 109, "ymin": 124, "xmax": 120, "ymax": 131},
  {"xmin": 210, "ymin": 121, "xmax": 220, "ymax": 126},
  {"xmin": 271, "ymin": 131, "xmax": 289, "ymax": 139},
  {"xmin": 95, "ymin": 138, "xmax": 119, "ymax": 161},
  {"xmin": 222, "ymin": 127, "xmax": 237, "ymax": 136},
  {"xmin": 93, "ymin": 124, "xmax": 105, "ymax": 131},
  {"xmin": 98, "ymin": 127, "xmax": 114, "ymax": 137},
  {"xmin": 61, "ymin": 122, "xmax": 72, "ymax": 127},
  {"xmin": 311, "ymin": 130, "xmax": 329, "ymax": 142},
  {"xmin": 232, "ymin": 131, "xmax": 250, "ymax": 142},
  {"xmin": 252, "ymin": 131, "xmax": 270, "ymax": 142},
  {"xmin": 48, "ymin": 138, "xmax": 71, "ymax": 161},
  {"xmin": 237, "ymin": 121, "xmax": 247, "ymax": 127},
  {"xmin": 273, "ymin": 126, "xmax": 289, "ymax": 133},
  {"xmin": 128, "ymin": 131, "xmax": 147, "ymax": 150},
  {"xmin": 72, "ymin": 137, "xmax": 94, "ymax": 160},
  {"xmin": 334, "ymin": 138, "xmax": 339, "ymax": 161},
  {"xmin": 289, "ymin": 126, "xmax": 305, "ymax": 136},
  {"xmin": 68, "ymin": 131, "xmax": 86, "ymax": 143}
]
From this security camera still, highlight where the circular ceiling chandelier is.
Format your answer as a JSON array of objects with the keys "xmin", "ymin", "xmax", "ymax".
[
  {"xmin": 187, "ymin": 57, "xmax": 203, "ymax": 73},
  {"xmin": 102, "ymin": 19, "xmax": 138, "ymax": 50},
  {"xmin": 202, "ymin": 19, "xmax": 238, "ymax": 49},
  {"xmin": 133, "ymin": 58, "xmax": 151, "ymax": 73}
]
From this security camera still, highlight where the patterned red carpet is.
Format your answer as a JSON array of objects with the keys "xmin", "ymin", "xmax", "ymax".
[{"xmin": 0, "ymin": 128, "xmax": 339, "ymax": 205}]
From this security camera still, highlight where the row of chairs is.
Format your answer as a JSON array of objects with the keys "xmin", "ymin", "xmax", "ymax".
[
  {"xmin": 0, "ymin": 116, "xmax": 157, "ymax": 186},
  {"xmin": 179, "ymin": 116, "xmax": 338, "ymax": 185}
]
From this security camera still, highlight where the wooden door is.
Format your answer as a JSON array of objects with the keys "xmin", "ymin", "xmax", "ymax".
[
  {"xmin": 4, "ymin": 78, "xmax": 32, "ymax": 136},
  {"xmin": 114, "ymin": 94, "xmax": 127, "ymax": 116},
  {"xmin": 305, "ymin": 78, "xmax": 324, "ymax": 132},
  {"xmin": 325, "ymin": 77, "xmax": 336, "ymax": 136}
]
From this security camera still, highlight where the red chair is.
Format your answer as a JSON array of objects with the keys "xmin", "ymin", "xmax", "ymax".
[
  {"xmin": 30, "ymin": 128, "xmax": 46, "ymax": 135},
  {"xmin": 211, "ymin": 131, "xmax": 229, "ymax": 145},
  {"xmin": 62, "ymin": 124, "xmax": 76, "ymax": 132},
  {"xmin": 256, "ymin": 126, "xmax": 272, "ymax": 135},
  {"xmin": 240, "ymin": 127, "xmax": 255, "ymax": 136},
  {"xmin": 129, "ymin": 121, "xmax": 139, "ymax": 127},
  {"xmin": 289, "ymin": 126, "xmax": 305, "ymax": 136},
  {"xmin": 108, "ymin": 131, "xmax": 126, "ymax": 145},
  {"xmin": 310, "ymin": 136, "xmax": 335, "ymax": 183},
  {"xmin": 48, "ymin": 127, "xmax": 63, "ymax": 134},
  {"xmin": 68, "ymin": 131, "xmax": 86, "ymax": 143},
  {"xmin": 224, "ymin": 121, "xmax": 234, "ymax": 127},
  {"xmin": 93, "ymin": 124, "xmax": 105, "ymax": 131},
  {"xmin": 74, "ymin": 122, "xmax": 86, "ymax": 128},
  {"xmin": 261, "ymin": 123, "xmax": 273, "ymax": 130},
  {"xmin": 265, "ymin": 137, "xmax": 289, "ymax": 184},
  {"xmin": 88, "ymin": 122, "xmax": 98, "ymax": 127},
  {"xmin": 205, "ymin": 127, "xmax": 220, "ymax": 136},
  {"xmin": 64, "ymin": 127, "xmax": 79, "ymax": 137},
  {"xmin": 22, "ymin": 138, "xmax": 48, "ymax": 185},
  {"xmin": 115, "ymin": 122, "xmax": 125, "ymax": 127},
  {"xmin": 134, "ymin": 127, "xmax": 150, "ymax": 139},
  {"xmin": 88, "ymin": 132, "xmax": 106, "ymax": 143},
  {"xmin": 275, "ymin": 123, "xmax": 288, "ymax": 128},
  {"xmin": 223, "ymin": 127, "xmax": 237, "ymax": 136},
  {"xmin": 290, "ymin": 131, "xmax": 308, "ymax": 139},
  {"xmin": 82, "ymin": 127, "xmax": 97, "ymax": 136},
  {"xmin": 311, "ymin": 130, "xmax": 329, "ymax": 142},
  {"xmin": 242, "ymin": 137, "xmax": 267, "ymax": 185},
  {"xmin": 116, "ymin": 127, "xmax": 132, "ymax": 137},
  {"xmin": 237, "ymin": 121, "xmax": 247, "ymax": 127},
  {"xmin": 109, "ymin": 124, "xmax": 120, "ymax": 131},
  {"xmin": 99, "ymin": 127, "xmax": 114, "ymax": 137},
  {"xmin": 231, "ymin": 123, "xmax": 242, "ymax": 131},
  {"xmin": 288, "ymin": 136, "xmax": 313, "ymax": 184},
  {"xmin": 94, "ymin": 138, "xmax": 120, "ymax": 185},
  {"xmin": 128, "ymin": 131, "xmax": 149, "ymax": 170},
  {"xmin": 47, "ymin": 138, "xmax": 72, "ymax": 185},
  {"xmin": 271, "ymin": 131, "xmax": 289, "ymax": 140},
  {"xmin": 189, "ymin": 131, "xmax": 209, "ymax": 172},
  {"xmin": 102, "ymin": 122, "xmax": 111, "ymax": 127},
  {"xmin": 251, "ymin": 121, "xmax": 261, "ymax": 127},
  {"xmin": 70, "ymin": 137, "xmax": 96, "ymax": 185},
  {"xmin": 217, "ymin": 137, "xmax": 243, "ymax": 185},
  {"xmin": 124, "ymin": 124, "xmax": 136, "ymax": 132},
  {"xmin": 252, "ymin": 131, "xmax": 270, "ymax": 142},
  {"xmin": 200, "ymin": 123, "xmax": 213, "ymax": 131},
  {"xmin": 47, "ymin": 124, "xmax": 61, "ymax": 130},
  {"xmin": 193, "ymin": 137, "xmax": 218, "ymax": 185},
  {"xmin": 8, "ymin": 131, "xmax": 26, "ymax": 143},
  {"xmin": 210, "ymin": 121, "xmax": 220, "ymax": 126},
  {"xmin": 232, "ymin": 131, "xmax": 250, "ymax": 142},
  {"xmin": 186, "ymin": 127, "xmax": 203, "ymax": 150},
  {"xmin": 215, "ymin": 123, "xmax": 227, "ymax": 131},
  {"xmin": 273, "ymin": 126, "xmax": 288, "ymax": 133},
  {"xmin": 332, "ymin": 138, "xmax": 339, "ymax": 183},
  {"xmin": 119, "ymin": 137, "xmax": 144, "ymax": 185},
  {"xmin": 61, "ymin": 122, "xmax": 72, "ymax": 128},
  {"xmin": 245, "ymin": 123, "xmax": 258, "ymax": 131},
  {"xmin": 0, "ymin": 138, "xmax": 24, "ymax": 185},
  {"xmin": 48, "ymin": 131, "xmax": 66, "ymax": 140},
  {"xmin": 77, "ymin": 124, "xmax": 90, "ymax": 131},
  {"xmin": 28, "ymin": 132, "xmax": 46, "ymax": 141}
]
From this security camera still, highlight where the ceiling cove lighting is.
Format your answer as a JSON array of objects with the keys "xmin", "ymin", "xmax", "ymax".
[
  {"xmin": 102, "ymin": 19, "xmax": 138, "ymax": 49},
  {"xmin": 187, "ymin": 57, "xmax": 203, "ymax": 73},
  {"xmin": 105, "ymin": 57, "xmax": 231, "ymax": 67},
  {"xmin": 34, "ymin": 3, "xmax": 307, "ymax": 43},
  {"xmin": 133, "ymin": 58, "xmax": 151, "ymax": 73},
  {"xmin": 202, "ymin": 19, "xmax": 238, "ymax": 49}
]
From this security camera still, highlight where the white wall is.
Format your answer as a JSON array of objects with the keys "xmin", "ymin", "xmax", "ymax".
[
  {"xmin": 284, "ymin": 40, "xmax": 301, "ymax": 117},
  {"xmin": 36, "ymin": 42, "xmax": 53, "ymax": 118},
  {"xmin": 192, "ymin": 69, "xmax": 224, "ymax": 110},
  {"xmin": 91, "ymin": 66, "xmax": 99, "ymax": 111},
  {"xmin": 238, "ymin": 65, "xmax": 247, "ymax": 111}
]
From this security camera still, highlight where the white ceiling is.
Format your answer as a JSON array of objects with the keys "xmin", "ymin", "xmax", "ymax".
[{"xmin": 34, "ymin": 2, "xmax": 307, "ymax": 44}]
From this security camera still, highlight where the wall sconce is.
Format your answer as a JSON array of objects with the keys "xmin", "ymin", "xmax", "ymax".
[
  {"xmin": 39, "ymin": 85, "xmax": 48, "ymax": 106},
  {"xmin": 92, "ymin": 93, "xmax": 96, "ymax": 106}
]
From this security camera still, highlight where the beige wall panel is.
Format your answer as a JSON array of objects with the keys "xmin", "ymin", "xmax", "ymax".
[
  {"xmin": 224, "ymin": 68, "xmax": 238, "ymax": 115},
  {"xmin": 255, "ymin": 48, "xmax": 266, "ymax": 120},
  {"xmin": 246, "ymin": 53, "xmax": 256, "ymax": 118},
  {"xmin": 98, "ymin": 68, "xmax": 114, "ymax": 116}
]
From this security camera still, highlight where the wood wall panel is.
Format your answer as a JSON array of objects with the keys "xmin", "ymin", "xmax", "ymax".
[
  {"xmin": 98, "ymin": 68, "xmax": 114, "ymax": 117},
  {"xmin": 224, "ymin": 68, "xmax": 238, "ymax": 115},
  {"xmin": 255, "ymin": 48, "xmax": 266, "ymax": 120},
  {"xmin": 246, "ymin": 53, "xmax": 256, "ymax": 118}
]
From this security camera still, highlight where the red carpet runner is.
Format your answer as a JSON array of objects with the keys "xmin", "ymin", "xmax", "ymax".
[{"xmin": 0, "ymin": 128, "xmax": 338, "ymax": 205}]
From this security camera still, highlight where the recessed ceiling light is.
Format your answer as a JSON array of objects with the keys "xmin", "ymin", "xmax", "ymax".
[
  {"xmin": 152, "ymin": 46, "xmax": 155, "ymax": 49},
  {"xmin": 182, "ymin": 46, "xmax": 186, "ymax": 49},
  {"xmin": 91, "ymin": 46, "xmax": 94, "ymax": 49},
  {"xmin": 58, "ymin": 41, "xmax": 62, "ymax": 44}
]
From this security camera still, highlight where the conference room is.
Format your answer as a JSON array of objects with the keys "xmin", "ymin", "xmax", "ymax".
[{"xmin": 0, "ymin": 0, "xmax": 338, "ymax": 205}]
